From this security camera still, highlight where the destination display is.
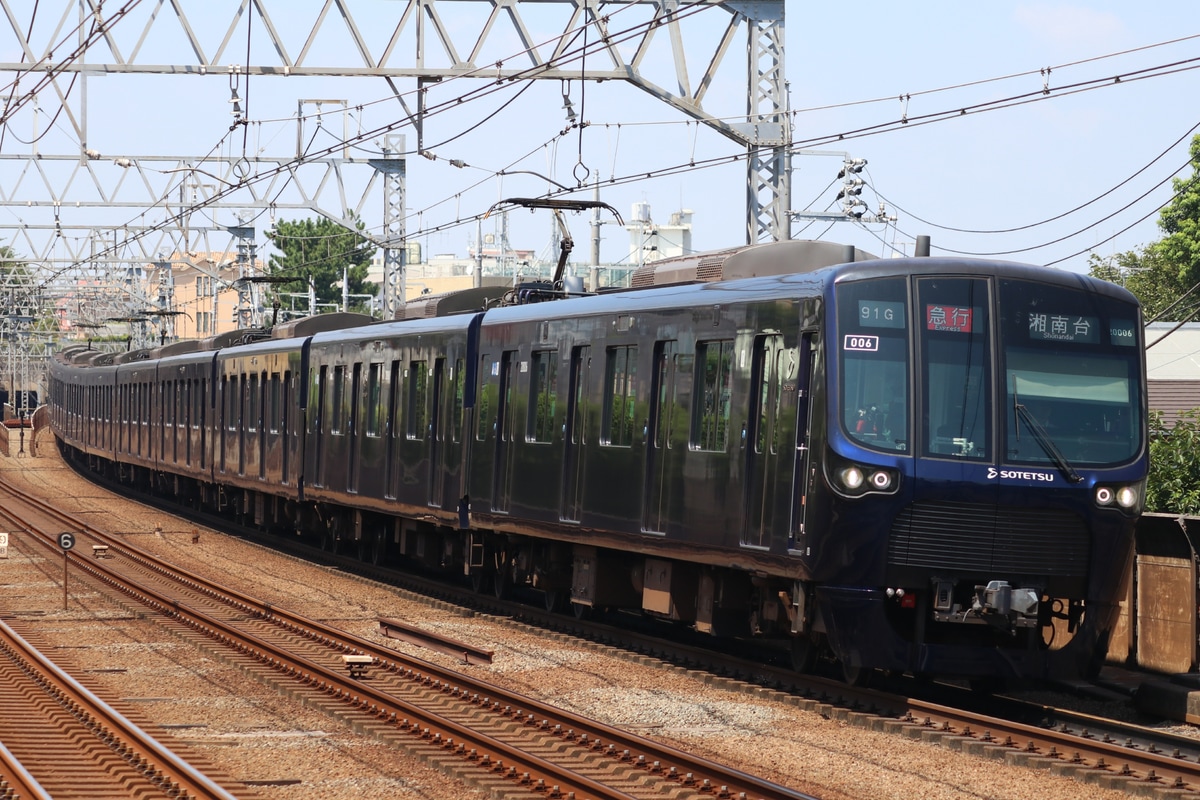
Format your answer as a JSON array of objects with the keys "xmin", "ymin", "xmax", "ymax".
[{"xmin": 1027, "ymin": 312, "xmax": 1100, "ymax": 344}]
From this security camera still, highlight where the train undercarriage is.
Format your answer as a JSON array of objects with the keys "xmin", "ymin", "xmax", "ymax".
[
  {"xmin": 72, "ymin": 445, "xmax": 801, "ymax": 649},
  {"xmin": 64, "ymin": 444, "xmax": 1102, "ymax": 684}
]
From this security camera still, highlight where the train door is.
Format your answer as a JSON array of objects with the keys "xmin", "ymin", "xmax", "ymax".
[
  {"xmin": 642, "ymin": 341, "xmax": 678, "ymax": 533},
  {"xmin": 446, "ymin": 357, "xmax": 465, "ymax": 503},
  {"xmin": 248, "ymin": 372, "xmax": 262, "ymax": 478},
  {"xmin": 790, "ymin": 332, "xmax": 818, "ymax": 548},
  {"xmin": 314, "ymin": 365, "xmax": 327, "ymax": 488},
  {"xmin": 264, "ymin": 371, "xmax": 279, "ymax": 481},
  {"xmin": 182, "ymin": 379, "xmax": 192, "ymax": 466},
  {"xmin": 560, "ymin": 345, "xmax": 590, "ymax": 522},
  {"xmin": 168, "ymin": 379, "xmax": 176, "ymax": 462},
  {"xmin": 492, "ymin": 350, "xmax": 518, "ymax": 513},
  {"xmin": 385, "ymin": 360, "xmax": 401, "ymax": 499},
  {"xmin": 743, "ymin": 334, "xmax": 787, "ymax": 549},
  {"xmin": 348, "ymin": 362, "xmax": 362, "ymax": 493},
  {"xmin": 428, "ymin": 357, "xmax": 446, "ymax": 507},
  {"xmin": 280, "ymin": 371, "xmax": 292, "ymax": 485},
  {"xmin": 238, "ymin": 372, "xmax": 248, "ymax": 476},
  {"xmin": 198, "ymin": 377, "xmax": 208, "ymax": 471},
  {"xmin": 219, "ymin": 375, "xmax": 231, "ymax": 474}
]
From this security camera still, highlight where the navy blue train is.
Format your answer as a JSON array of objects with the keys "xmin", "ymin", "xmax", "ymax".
[{"xmin": 48, "ymin": 240, "xmax": 1148, "ymax": 683}]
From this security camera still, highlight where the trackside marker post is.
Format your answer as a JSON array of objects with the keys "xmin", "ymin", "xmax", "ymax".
[{"xmin": 58, "ymin": 532, "xmax": 75, "ymax": 610}]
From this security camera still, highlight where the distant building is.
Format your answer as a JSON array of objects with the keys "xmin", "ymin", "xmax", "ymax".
[
  {"xmin": 1146, "ymin": 322, "xmax": 1200, "ymax": 426},
  {"xmin": 366, "ymin": 201, "xmax": 695, "ymax": 295},
  {"xmin": 626, "ymin": 202, "xmax": 693, "ymax": 265},
  {"xmin": 146, "ymin": 252, "xmax": 263, "ymax": 339}
]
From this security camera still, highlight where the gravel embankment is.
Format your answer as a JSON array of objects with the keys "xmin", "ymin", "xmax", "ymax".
[{"xmin": 0, "ymin": 431, "xmax": 1151, "ymax": 800}]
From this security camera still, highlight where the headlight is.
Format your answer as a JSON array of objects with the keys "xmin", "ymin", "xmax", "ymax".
[
  {"xmin": 1094, "ymin": 484, "xmax": 1141, "ymax": 511},
  {"xmin": 1117, "ymin": 486, "xmax": 1139, "ymax": 509},
  {"xmin": 870, "ymin": 470, "xmax": 892, "ymax": 490},
  {"xmin": 840, "ymin": 466, "xmax": 864, "ymax": 491}
]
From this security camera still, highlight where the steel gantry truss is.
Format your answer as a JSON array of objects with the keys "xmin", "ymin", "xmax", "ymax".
[{"xmin": 0, "ymin": 0, "xmax": 789, "ymax": 387}]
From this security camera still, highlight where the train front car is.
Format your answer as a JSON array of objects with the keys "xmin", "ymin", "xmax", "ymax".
[{"xmin": 814, "ymin": 258, "xmax": 1146, "ymax": 682}]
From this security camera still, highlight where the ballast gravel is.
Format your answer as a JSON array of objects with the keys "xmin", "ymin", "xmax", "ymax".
[{"xmin": 0, "ymin": 430, "xmax": 1168, "ymax": 800}]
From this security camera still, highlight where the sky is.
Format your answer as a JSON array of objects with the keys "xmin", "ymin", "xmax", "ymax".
[{"xmin": 0, "ymin": 0, "xmax": 1197, "ymax": 279}]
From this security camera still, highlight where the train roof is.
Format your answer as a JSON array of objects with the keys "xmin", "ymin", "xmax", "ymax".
[
  {"xmin": 309, "ymin": 308, "xmax": 481, "ymax": 345},
  {"xmin": 271, "ymin": 312, "xmax": 376, "ymax": 339},
  {"xmin": 148, "ymin": 339, "xmax": 206, "ymax": 359},
  {"xmin": 629, "ymin": 239, "xmax": 878, "ymax": 288},
  {"xmin": 113, "ymin": 348, "xmax": 155, "ymax": 364},
  {"xmin": 394, "ymin": 285, "xmax": 508, "ymax": 320}
]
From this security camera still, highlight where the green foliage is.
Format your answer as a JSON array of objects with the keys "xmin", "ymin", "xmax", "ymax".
[
  {"xmin": 1146, "ymin": 409, "xmax": 1200, "ymax": 515},
  {"xmin": 266, "ymin": 214, "xmax": 377, "ymax": 313},
  {"xmin": 1089, "ymin": 135, "xmax": 1200, "ymax": 318},
  {"xmin": 1155, "ymin": 136, "xmax": 1200, "ymax": 288},
  {"xmin": 1088, "ymin": 247, "xmax": 1189, "ymax": 321}
]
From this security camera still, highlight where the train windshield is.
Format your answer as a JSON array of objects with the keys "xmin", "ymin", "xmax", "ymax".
[
  {"xmin": 836, "ymin": 273, "xmax": 1142, "ymax": 468},
  {"xmin": 837, "ymin": 277, "xmax": 910, "ymax": 453},
  {"xmin": 999, "ymin": 279, "xmax": 1142, "ymax": 468}
]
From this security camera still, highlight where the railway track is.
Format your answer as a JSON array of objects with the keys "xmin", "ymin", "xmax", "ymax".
[
  {"xmin": 0, "ymin": 616, "xmax": 245, "ymax": 799},
  {"xmin": 9, "ymin": 463, "xmax": 1200, "ymax": 799},
  {"xmin": 159, "ymin": 487, "xmax": 1200, "ymax": 797},
  {"xmin": 0, "ymin": 472, "xmax": 817, "ymax": 800}
]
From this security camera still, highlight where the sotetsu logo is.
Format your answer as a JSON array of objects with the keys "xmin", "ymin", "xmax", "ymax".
[{"xmin": 987, "ymin": 467, "xmax": 1055, "ymax": 482}]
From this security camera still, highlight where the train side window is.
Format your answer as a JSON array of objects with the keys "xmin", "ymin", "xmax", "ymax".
[
  {"xmin": 314, "ymin": 365, "xmax": 327, "ymax": 434},
  {"xmin": 268, "ymin": 372, "xmax": 281, "ymax": 434},
  {"xmin": 692, "ymin": 339, "xmax": 734, "ymax": 452},
  {"xmin": 477, "ymin": 357, "xmax": 495, "ymax": 441},
  {"xmin": 247, "ymin": 374, "xmax": 259, "ymax": 433},
  {"xmin": 528, "ymin": 350, "xmax": 558, "ymax": 443},
  {"xmin": 227, "ymin": 375, "xmax": 239, "ymax": 432},
  {"xmin": 407, "ymin": 360, "xmax": 428, "ymax": 440},
  {"xmin": 602, "ymin": 345, "xmax": 637, "ymax": 447},
  {"xmin": 331, "ymin": 365, "xmax": 345, "ymax": 435},
  {"xmin": 349, "ymin": 363, "xmax": 362, "ymax": 437},
  {"xmin": 387, "ymin": 360, "xmax": 401, "ymax": 438},
  {"xmin": 365, "ymin": 362, "xmax": 382, "ymax": 437},
  {"xmin": 197, "ymin": 378, "xmax": 206, "ymax": 431}
]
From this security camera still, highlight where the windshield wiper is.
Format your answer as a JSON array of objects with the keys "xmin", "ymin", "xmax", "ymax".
[{"xmin": 1012, "ymin": 378, "xmax": 1082, "ymax": 483}]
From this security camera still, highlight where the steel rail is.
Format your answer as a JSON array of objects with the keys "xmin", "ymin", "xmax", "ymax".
[
  {"xmin": 0, "ymin": 617, "xmax": 241, "ymax": 799},
  {"xmin": 77, "ymin": 534, "xmax": 815, "ymax": 800},
  {"xmin": 0, "ymin": 738, "xmax": 52, "ymax": 800},
  {"xmin": 904, "ymin": 697, "xmax": 1197, "ymax": 791},
  {"xmin": 0, "ymin": 472, "xmax": 817, "ymax": 800},
  {"xmin": 7, "ymin": 468, "xmax": 1200, "ymax": 795}
]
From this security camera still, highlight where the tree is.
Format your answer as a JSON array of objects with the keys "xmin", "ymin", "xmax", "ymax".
[
  {"xmin": 1156, "ymin": 135, "xmax": 1200, "ymax": 288},
  {"xmin": 1087, "ymin": 246, "xmax": 1189, "ymax": 322},
  {"xmin": 1089, "ymin": 135, "xmax": 1200, "ymax": 319},
  {"xmin": 265, "ymin": 215, "xmax": 377, "ymax": 314},
  {"xmin": 1146, "ymin": 410, "xmax": 1200, "ymax": 515}
]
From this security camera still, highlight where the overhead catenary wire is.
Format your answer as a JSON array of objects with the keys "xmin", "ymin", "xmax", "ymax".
[
  {"xmin": 16, "ymin": 0, "xmax": 703, "ymax": 293},
  {"xmin": 14, "ymin": 12, "xmax": 1199, "ymax": 304},
  {"xmin": 871, "ymin": 118, "xmax": 1200, "ymax": 236}
]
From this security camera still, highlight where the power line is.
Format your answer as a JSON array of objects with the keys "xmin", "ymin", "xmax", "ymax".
[{"xmin": 872, "ymin": 118, "xmax": 1200, "ymax": 235}]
